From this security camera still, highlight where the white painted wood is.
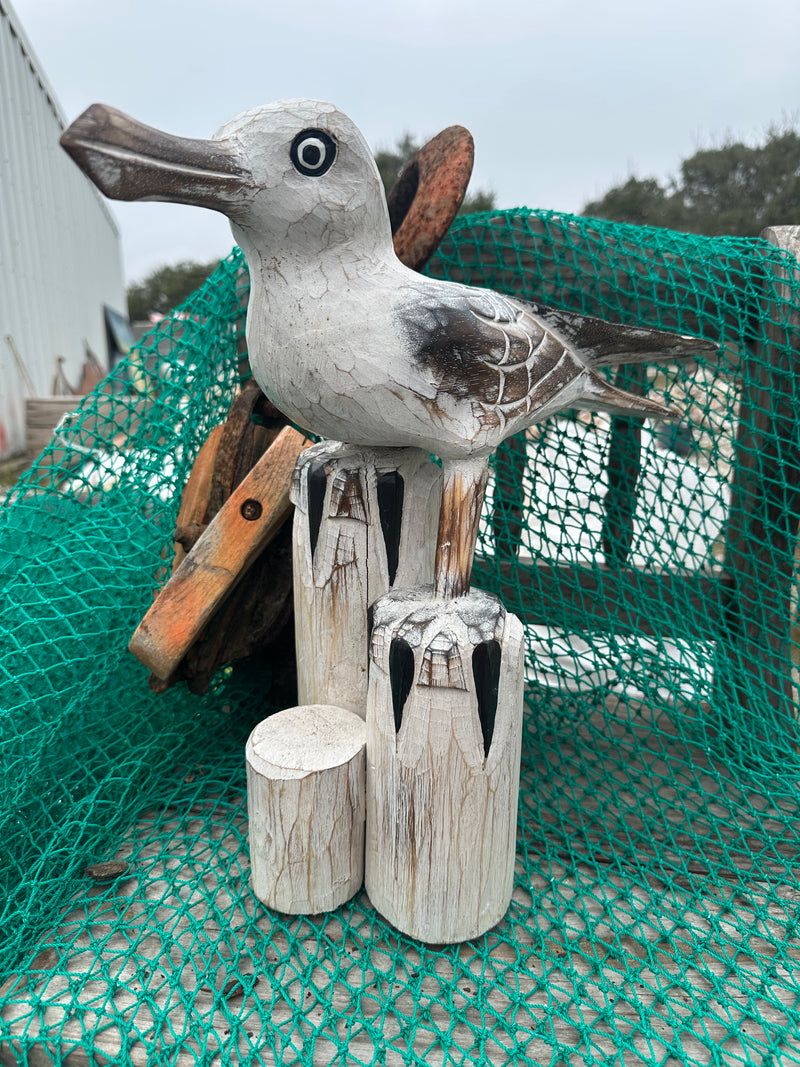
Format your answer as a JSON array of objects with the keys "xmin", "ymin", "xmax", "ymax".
[
  {"xmin": 62, "ymin": 97, "xmax": 715, "ymax": 597},
  {"xmin": 290, "ymin": 442, "xmax": 441, "ymax": 717},
  {"xmin": 365, "ymin": 586, "xmax": 525, "ymax": 943},
  {"xmin": 246, "ymin": 704, "xmax": 366, "ymax": 914}
]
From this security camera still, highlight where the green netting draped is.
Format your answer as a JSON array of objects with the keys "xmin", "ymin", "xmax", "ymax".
[{"xmin": 1, "ymin": 209, "xmax": 799, "ymax": 1065}]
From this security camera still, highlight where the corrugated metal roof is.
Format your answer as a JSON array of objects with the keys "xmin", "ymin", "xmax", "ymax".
[
  {"xmin": 0, "ymin": 0, "xmax": 119, "ymax": 234},
  {"xmin": 0, "ymin": 0, "xmax": 66, "ymax": 124}
]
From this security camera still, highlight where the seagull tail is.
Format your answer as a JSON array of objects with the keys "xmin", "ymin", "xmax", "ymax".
[
  {"xmin": 574, "ymin": 373, "xmax": 681, "ymax": 421},
  {"xmin": 530, "ymin": 303, "xmax": 718, "ymax": 368}
]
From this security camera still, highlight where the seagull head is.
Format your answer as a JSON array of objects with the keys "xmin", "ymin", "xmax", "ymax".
[{"xmin": 61, "ymin": 98, "xmax": 393, "ymax": 262}]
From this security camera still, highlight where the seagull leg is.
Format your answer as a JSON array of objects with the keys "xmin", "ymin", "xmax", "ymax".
[{"xmin": 433, "ymin": 456, "xmax": 490, "ymax": 598}]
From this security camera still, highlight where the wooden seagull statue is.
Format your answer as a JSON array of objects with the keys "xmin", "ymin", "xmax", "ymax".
[{"xmin": 61, "ymin": 99, "xmax": 716, "ymax": 598}]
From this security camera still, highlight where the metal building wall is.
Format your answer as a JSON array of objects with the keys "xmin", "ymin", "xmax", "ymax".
[{"xmin": 0, "ymin": 0, "xmax": 125, "ymax": 458}]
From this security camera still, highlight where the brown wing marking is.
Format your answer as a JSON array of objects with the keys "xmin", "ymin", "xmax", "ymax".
[{"xmin": 397, "ymin": 285, "xmax": 573, "ymax": 422}]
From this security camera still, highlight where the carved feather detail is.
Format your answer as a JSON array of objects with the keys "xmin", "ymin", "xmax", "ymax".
[{"xmin": 395, "ymin": 280, "xmax": 712, "ymax": 432}]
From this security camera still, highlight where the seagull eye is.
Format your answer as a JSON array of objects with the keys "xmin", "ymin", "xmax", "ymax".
[{"xmin": 290, "ymin": 129, "xmax": 337, "ymax": 177}]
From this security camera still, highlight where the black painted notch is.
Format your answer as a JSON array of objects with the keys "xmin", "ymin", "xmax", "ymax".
[
  {"xmin": 472, "ymin": 640, "xmax": 501, "ymax": 757},
  {"xmin": 389, "ymin": 636, "xmax": 415, "ymax": 733},
  {"xmin": 307, "ymin": 459, "xmax": 327, "ymax": 560},
  {"xmin": 377, "ymin": 471, "xmax": 404, "ymax": 585}
]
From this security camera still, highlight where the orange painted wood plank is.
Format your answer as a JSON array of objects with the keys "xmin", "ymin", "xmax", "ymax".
[
  {"xmin": 171, "ymin": 423, "xmax": 224, "ymax": 571},
  {"xmin": 130, "ymin": 426, "xmax": 310, "ymax": 680}
]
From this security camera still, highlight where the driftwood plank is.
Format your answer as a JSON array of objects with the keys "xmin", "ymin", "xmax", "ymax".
[
  {"xmin": 170, "ymin": 423, "xmax": 224, "ymax": 572},
  {"xmin": 129, "ymin": 425, "xmax": 309, "ymax": 680}
]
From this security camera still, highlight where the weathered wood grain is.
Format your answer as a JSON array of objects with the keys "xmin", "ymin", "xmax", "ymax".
[
  {"xmin": 170, "ymin": 423, "xmax": 223, "ymax": 572},
  {"xmin": 246, "ymin": 704, "xmax": 366, "ymax": 914},
  {"xmin": 366, "ymin": 588, "xmax": 525, "ymax": 944},
  {"xmin": 434, "ymin": 457, "xmax": 488, "ymax": 598},
  {"xmin": 129, "ymin": 425, "xmax": 309, "ymax": 680},
  {"xmin": 291, "ymin": 443, "xmax": 441, "ymax": 717}
]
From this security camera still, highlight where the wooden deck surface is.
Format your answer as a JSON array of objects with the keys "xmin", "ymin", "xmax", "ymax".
[{"xmin": 2, "ymin": 694, "xmax": 799, "ymax": 1065}]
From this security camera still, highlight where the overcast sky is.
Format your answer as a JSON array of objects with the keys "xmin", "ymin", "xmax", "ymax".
[{"xmin": 11, "ymin": 0, "xmax": 800, "ymax": 284}]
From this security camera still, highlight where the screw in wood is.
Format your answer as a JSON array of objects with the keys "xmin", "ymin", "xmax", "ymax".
[{"xmin": 240, "ymin": 499, "xmax": 263, "ymax": 521}]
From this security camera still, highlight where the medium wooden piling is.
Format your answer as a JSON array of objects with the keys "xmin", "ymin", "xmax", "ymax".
[
  {"xmin": 291, "ymin": 443, "xmax": 441, "ymax": 717},
  {"xmin": 365, "ymin": 586, "xmax": 525, "ymax": 943}
]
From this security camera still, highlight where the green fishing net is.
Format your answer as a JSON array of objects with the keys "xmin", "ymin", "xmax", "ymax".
[{"xmin": 1, "ymin": 208, "xmax": 799, "ymax": 1065}]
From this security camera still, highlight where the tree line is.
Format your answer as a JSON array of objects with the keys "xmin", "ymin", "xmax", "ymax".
[{"xmin": 583, "ymin": 125, "xmax": 800, "ymax": 237}]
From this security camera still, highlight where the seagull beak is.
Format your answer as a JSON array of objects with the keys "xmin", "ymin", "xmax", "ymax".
[{"xmin": 60, "ymin": 104, "xmax": 252, "ymax": 214}]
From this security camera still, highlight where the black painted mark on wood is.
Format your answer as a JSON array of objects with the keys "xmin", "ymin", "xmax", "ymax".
[
  {"xmin": 472, "ymin": 639, "xmax": 501, "ymax": 757},
  {"xmin": 377, "ymin": 471, "xmax": 405, "ymax": 585},
  {"xmin": 307, "ymin": 460, "xmax": 327, "ymax": 561},
  {"xmin": 389, "ymin": 636, "xmax": 415, "ymax": 733}
]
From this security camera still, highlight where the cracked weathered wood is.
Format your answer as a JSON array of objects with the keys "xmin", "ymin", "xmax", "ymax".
[
  {"xmin": 246, "ymin": 704, "xmax": 366, "ymax": 914},
  {"xmin": 365, "ymin": 587, "xmax": 525, "ymax": 943},
  {"xmin": 130, "ymin": 426, "xmax": 309, "ymax": 681},
  {"xmin": 434, "ymin": 455, "xmax": 488, "ymax": 597},
  {"xmin": 62, "ymin": 100, "xmax": 715, "ymax": 603},
  {"xmin": 290, "ymin": 442, "xmax": 441, "ymax": 717},
  {"xmin": 170, "ymin": 424, "xmax": 223, "ymax": 572}
]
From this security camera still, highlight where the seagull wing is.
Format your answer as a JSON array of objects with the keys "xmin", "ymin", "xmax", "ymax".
[
  {"xmin": 522, "ymin": 299, "xmax": 719, "ymax": 367},
  {"xmin": 395, "ymin": 281, "xmax": 716, "ymax": 426},
  {"xmin": 395, "ymin": 283, "xmax": 575, "ymax": 426}
]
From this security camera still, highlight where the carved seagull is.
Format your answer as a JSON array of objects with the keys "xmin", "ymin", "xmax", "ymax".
[{"xmin": 61, "ymin": 99, "xmax": 716, "ymax": 597}]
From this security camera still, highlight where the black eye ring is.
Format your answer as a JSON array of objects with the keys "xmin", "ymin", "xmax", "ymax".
[{"xmin": 290, "ymin": 128, "xmax": 337, "ymax": 177}]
